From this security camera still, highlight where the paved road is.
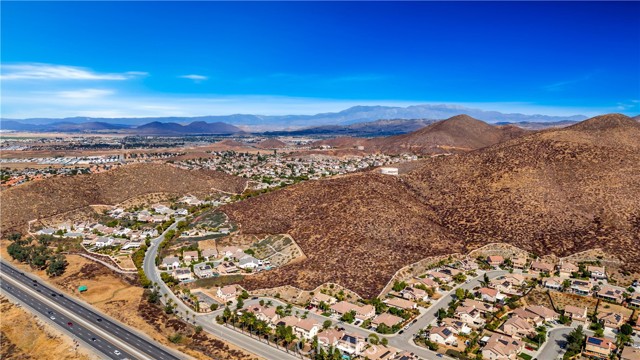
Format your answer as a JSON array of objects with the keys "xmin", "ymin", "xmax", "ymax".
[
  {"xmin": 1, "ymin": 276, "xmax": 135, "ymax": 360},
  {"xmin": 0, "ymin": 261, "xmax": 182, "ymax": 360},
  {"xmin": 383, "ymin": 270, "xmax": 508, "ymax": 360},
  {"xmin": 143, "ymin": 218, "xmax": 300, "ymax": 360},
  {"xmin": 536, "ymin": 324, "xmax": 594, "ymax": 360}
]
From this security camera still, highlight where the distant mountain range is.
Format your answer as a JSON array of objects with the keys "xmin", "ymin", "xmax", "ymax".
[
  {"xmin": 1, "ymin": 104, "xmax": 591, "ymax": 133},
  {"xmin": 0, "ymin": 119, "xmax": 241, "ymax": 135}
]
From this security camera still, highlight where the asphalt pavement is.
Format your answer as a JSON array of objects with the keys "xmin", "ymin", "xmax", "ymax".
[
  {"xmin": 1, "ymin": 277, "xmax": 135, "ymax": 360},
  {"xmin": 143, "ymin": 218, "xmax": 301, "ymax": 360},
  {"xmin": 0, "ymin": 260, "xmax": 181, "ymax": 360}
]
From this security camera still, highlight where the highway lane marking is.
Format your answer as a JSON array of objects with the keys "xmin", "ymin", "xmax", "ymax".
[
  {"xmin": 1, "ymin": 275, "xmax": 150, "ymax": 360},
  {"xmin": 1, "ymin": 263, "xmax": 181, "ymax": 360},
  {"xmin": 0, "ymin": 285, "xmax": 120, "ymax": 360}
]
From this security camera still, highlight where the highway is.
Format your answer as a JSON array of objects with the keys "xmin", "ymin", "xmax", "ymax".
[
  {"xmin": 0, "ymin": 261, "xmax": 182, "ymax": 360},
  {"xmin": 1, "ymin": 277, "xmax": 136, "ymax": 360}
]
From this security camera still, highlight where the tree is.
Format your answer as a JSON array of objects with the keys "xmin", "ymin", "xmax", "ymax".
[
  {"xmin": 47, "ymin": 254, "xmax": 68, "ymax": 277},
  {"xmin": 194, "ymin": 325, "xmax": 203, "ymax": 334},
  {"xmin": 148, "ymin": 290, "xmax": 160, "ymax": 304},
  {"xmin": 392, "ymin": 281, "xmax": 408, "ymax": 292},
  {"xmin": 564, "ymin": 325, "xmax": 585, "ymax": 359},
  {"xmin": 368, "ymin": 333, "xmax": 379, "ymax": 345},
  {"xmin": 380, "ymin": 337, "xmax": 388, "ymax": 346},
  {"xmin": 210, "ymin": 303, "xmax": 219, "ymax": 311},
  {"xmin": 455, "ymin": 288, "xmax": 466, "ymax": 300},
  {"xmin": 322, "ymin": 320, "xmax": 332, "ymax": 330},
  {"xmin": 621, "ymin": 323, "xmax": 633, "ymax": 336},
  {"xmin": 340, "ymin": 310, "xmax": 356, "ymax": 323}
]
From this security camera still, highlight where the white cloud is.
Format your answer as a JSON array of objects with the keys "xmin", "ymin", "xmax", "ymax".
[
  {"xmin": 180, "ymin": 74, "xmax": 208, "ymax": 81},
  {"xmin": 0, "ymin": 63, "xmax": 147, "ymax": 81},
  {"xmin": 55, "ymin": 89, "xmax": 115, "ymax": 99}
]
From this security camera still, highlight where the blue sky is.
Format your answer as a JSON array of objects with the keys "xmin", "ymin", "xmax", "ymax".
[{"xmin": 1, "ymin": 1, "xmax": 639, "ymax": 118}]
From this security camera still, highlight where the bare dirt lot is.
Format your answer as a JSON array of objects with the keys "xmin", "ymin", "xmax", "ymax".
[
  {"xmin": 549, "ymin": 291, "xmax": 598, "ymax": 314},
  {"xmin": 0, "ymin": 296, "xmax": 97, "ymax": 360}
]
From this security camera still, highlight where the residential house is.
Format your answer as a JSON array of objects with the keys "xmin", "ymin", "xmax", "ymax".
[
  {"xmin": 570, "ymin": 279, "xmax": 594, "ymax": 296},
  {"xmin": 418, "ymin": 277, "xmax": 438, "ymax": 289},
  {"xmin": 246, "ymin": 305, "xmax": 279, "ymax": 325},
  {"xmin": 220, "ymin": 246, "xmax": 244, "ymax": 260},
  {"xmin": 330, "ymin": 301, "xmax": 374, "ymax": 321},
  {"xmin": 183, "ymin": 251, "xmax": 199, "ymax": 263},
  {"xmin": 530, "ymin": 261, "xmax": 555, "ymax": 276},
  {"xmin": 37, "ymin": 228, "xmax": 56, "ymax": 236},
  {"xmin": 455, "ymin": 306, "xmax": 485, "ymax": 327},
  {"xmin": 336, "ymin": 334, "xmax": 366, "ymax": 356},
  {"xmin": 362, "ymin": 345, "xmax": 400, "ymax": 360},
  {"xmin": 583, "ymin": 336, "xmax": 616, "ymax": 360},
  {"xmin": 597, "ymin": 285, "xmax": 625, "ymax": 304},
  {"xmin": 487, "ymin": 255, "xmax": 505, "ymax": 267},
  {"xmin": 330, "ymin": 301, "xmax": 358, "ymax": 317},
  {"xmin": 477, "ymin": 287, "xmax": 501, "ymax": 303},
  {"xmin": 278, "ymin": 316, "xmax": 320, "ymax": 340},
  {"xmin": 355, "ymin": 305, "xmax": 376, "ymax": 321},
  {"xmin": 152, "ymin": 204, "xmax": 173, "ymax": 214},
  {"xmin": 439, "ymin": 267, "xmax": 463, "ymax": 277},
  {"xmin": 95, "ymin": 236, "xmax": 114, "ymax": 248},
  {"xmin": 201, "ymin": 248, "xmax": 218, "ymax": 261},
  {"xmin": 491, "ymin": 274, "xmax": 526, "ymax": 295},
  {"xmin": 501, "ymin": 316, "xmax": 536, "ymax": 338},
  {"xmin": 564, "ymin": 305, "xmax": 588, "ymax": 323},
  {"xmin": 217, "ymin": 262, "xmax": 238, "ymax": 274},
  {"xmin": 162, "ymin": 256, "xmax": 180, "ymax": 270},
  {"xmin": 588, "ymin": 266, "xmax": 607, "ymax": 280},
  {"xmin": 371, "ymin": 313, "xmax": 403, "ymax": 331},
  {"xmin": 384, "ymin": 298, "xmax": 417, "ymax": 311},
  {"xmin": 441, "ymin": 318, "xmax": 472, "ymax": 335},
  {"xmin": 462, "ymin": 299, "xmax": 495, "ymax": 314},
  {"xmin": 522, "ymin": 305, "xmax": 559, "ymax": 323},
  {"xmin": 621, "ymin": 346, "xmax": 640, "ymax": 360},
  {"xmin": 558, "ymin": 262, "xmax": 579, "ymax": 278},
  {"xmin": 543, "ymin": 277, "xmax": 564, "ymax": 291},
  {"xmin": 481, "ymin": 334, "xmax": 523, "ymax": 360},
  {"xmin": 193, "ymin": 263, "xmax": 215, "ymax": 278},
  {"xmin": 217, "ymin": 285, "xmax": 237, "ymax": 302},
  {"xmin": 237, "ymin": 255, "xmax": 260, "ymax": 270},
  {"xmin": 597, "ymin": 312, "xmax": 625, "ymax": 330},
  {"xmin": 511, "ymin": 256, "xmax": 527, "ymax": 270},
  {"xmin": 311, "ymin": 292, "xmax": 337, "ymax": 307},
  {"xmin": 317, "ymin": 329, "xmax": 344, "ymax": 347},
  {"xmin": 630, "ymin": 294, "xmax": 640, "ymax": 308},
  {"xmin": 151, "ymin": 215, "xmax": 168, "ymax": 223},
  {"xmin": 428, "ymin": 271, "xmax": 452, "ymax": 283},
  {"xmin": 510, "ymin": 309, "xmax": 542, "ymax": 326},
  {"xmin": 400, "ymin": 287, "xmax": 429, "ymax": 302},
  {"xmin": 428, "ymin": 326, "xmax": 457, "ymax": 345},
  {"xmin": 172, "ymin": 268, "xmax": 193, "ymax": 282},
  {"xmin": 635, "ymin": 316, "xmax": 640, "ymax": 331}
]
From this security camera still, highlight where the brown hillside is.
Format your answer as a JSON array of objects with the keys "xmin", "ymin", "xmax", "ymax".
[
  {"xmin": 368, "ymin": 115, "xmax": 529, "ymax": 154},
  {"xmin": 225, "ymin": 173, "xmax": 457, "ymax": 297},
  {"xmin": 255, "ymin": 138, "xmax": 287, "ymax": 149},
  {"xmin": 0, "ymin": 163, "xmax": 247, "ymax": 232},
  {"xmin": 223, "ymin": 114, "xmax": 640, "ymax": 298}
]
